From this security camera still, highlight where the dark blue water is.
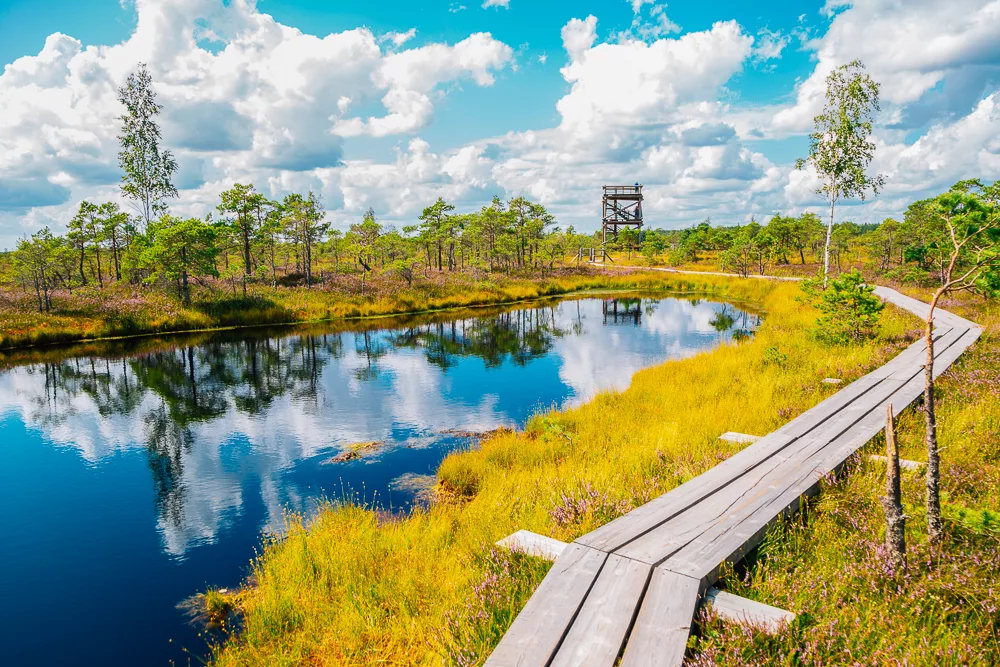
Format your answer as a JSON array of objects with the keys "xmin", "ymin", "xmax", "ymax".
[{"xmin": 0, "ymin": 295, "xmax": 756, "ymax": 666}]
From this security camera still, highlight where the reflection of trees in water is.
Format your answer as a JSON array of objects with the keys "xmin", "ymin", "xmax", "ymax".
[
  {"xmin": 602, "ymin": 298, "xmax": 643, "ymax": 326},
  {"xmin": 708, "ymin": 303, "xmax": 763, "ymax": 339},
  {"xmin": 353, "ymin": 330, "xmax": 389, "ymax": 381},
  {"xmin": 8, "ymin": 297, "xmax": 762, "ymax": 548},
  {"xmin": 710, "ymin": 304, "xmax": 737, "ymax": 332},
  {"xmin": 389, "ymin": 306, "xmax": 565, "ymax": 370}
]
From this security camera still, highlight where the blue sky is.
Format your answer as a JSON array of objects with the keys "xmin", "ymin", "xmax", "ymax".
[{"xmin": 0, "ymin": 0, "xmax": 998, "ymax": 248}]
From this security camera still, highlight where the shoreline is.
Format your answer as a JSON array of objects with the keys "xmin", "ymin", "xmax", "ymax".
[{"xmin": 0, "ymin": 269, "xmax": 767, "ymax": 355}]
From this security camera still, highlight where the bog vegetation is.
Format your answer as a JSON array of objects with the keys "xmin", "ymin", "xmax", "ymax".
[{"xmin": 2, "ymin": 59, "xmax": 999, "ymax": 667}]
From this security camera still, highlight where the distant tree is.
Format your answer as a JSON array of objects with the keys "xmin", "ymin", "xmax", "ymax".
[
  {"xmin": 68, "ymin": 201, "xmax": 101, "ymax": 286},
  {"xmin": 868, "ymin": 217, "xmax": 901, "ymax": 271},
  {"xmin": 13, "ymin": 229, "xmax": 60, "ymax": 312},
  {"xmin": 141, "ymin": 216, "xmax": 220, "ymax": 305},
  {"xmin": 282, "ymin": 192, "xmax": 328, "ymax": 287},
  {"xmin": 796, "ymin": 60, "xmax": 885, "ymax": 285},
  {"xmin": 349, "ymin": 208, "xmax": 382, "ymax": 294},
  {"xmin": 719, "ymin": 225, "xmax": 757, "ymax": 278},
  {"xmin": 100, "ymin": 202, "xmax": 130, "ymax": 282},
  {"xmin": 830, "ymin": 221, "xmax": 861, "ymax": 272},
  {"xmin": 765, "ymin": 215, "xmax": 794, "ymax": 264},
  {"xmin": 117, "ymin": 63, "xmax": 178, "ymax": 228},
  {"xmin": 218, "ymin": 183, "xmax": 265, "ymax": 292},
  {"xmin": 792, "ymin": 213, "xmax": 824, "ymax": 264},
  {"xmin": 419, "ymin": 198, "xmax": 456, "ymax": 271},
  {"xmin": 752, "ymin": 229, "xmax": 777, "ymax": 275}
]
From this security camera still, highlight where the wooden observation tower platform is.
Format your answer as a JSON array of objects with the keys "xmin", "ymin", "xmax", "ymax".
[{"xmin": 599, "ymin": 184, "xmax": 643, "ymax": 262}]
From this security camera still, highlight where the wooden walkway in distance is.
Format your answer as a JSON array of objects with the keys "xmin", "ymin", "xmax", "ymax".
[{"xmin": 485, "ymin": 286, "xmax": 982, "ymax": 667}]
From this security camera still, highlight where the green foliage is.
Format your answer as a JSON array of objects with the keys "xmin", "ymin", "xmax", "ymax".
[
  {"xmin": 117, "ymin": 63, "xmax": 178, "ymax": 226},
  {"xmin": 803, "ymin": 268, "xmax": 885, "ymax": 343},
  {"xmin": 140, "ymin": 215, "xmax": 220, "ymax": 304},
  {"xmin": 762, "ymin": 345, "xmax": 788, "ymax": 367}
]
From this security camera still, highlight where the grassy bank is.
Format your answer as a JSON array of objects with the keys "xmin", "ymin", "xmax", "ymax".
[
  {"xmin": 208, "ymin": 273, "xmax": 943, "ymax": 666},
  {"xmin": 0, "ymin": 268, "xmax": 759, "ymax": 351}
]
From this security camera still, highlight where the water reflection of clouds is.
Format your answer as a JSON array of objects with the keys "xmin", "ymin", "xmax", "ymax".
[
  {"xmin": 555, "ymin": 298, "xmax": 738, "ymax": 404},
  {"xmin": 0, "ymin": 297, "xmax": 752, "ymax": 555}
]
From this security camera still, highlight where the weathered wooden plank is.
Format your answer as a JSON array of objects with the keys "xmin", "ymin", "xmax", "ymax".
[
  {"xmin": 615, "ymin": 377, "xmax": 910, "ymax": 564},
  {"xmin": 496, "ymin": 530, "xmax": 568, "ymax": 561},
  {"xmin": 718, "ymin": 432, "xmax": 761, "ymax": 444},
  {"xmin": 486, "ymin": 287, "xmax": 981, "ymax": 667},
  {"xmin": 618, "ymin": 568, "xmax": 702, "ymax": 667},
  {"xmin": 579, "ymin": 373, "xmax": 890, "ymax": 552},
  {"xmin": 615, "ymin": 318, "xmax": 974, "ymax": 567},
  {"xmin": 930, "ymin": 327, "xmax": 982, "ymax": 379},
  {"xmin": 869, "ymin": 454, "xmax": 925, "ymax": 471},
  {"xmin": 484, "ymin": 543, "xmax": 607, "ymax": 667},
  {"xmin": 550, "ymin": 555, "xmax": 652, "ymax": 667},
  {"xmin": 667, "ymin": 367, "xmax": 941, "ymax": 581},
  {"xmin": 704, "ymin": 588, "xmax": 795, "ymax": 632},
  {"xmin": 868, "ymin": 326, "xmax": 957, "ymax": 379}
]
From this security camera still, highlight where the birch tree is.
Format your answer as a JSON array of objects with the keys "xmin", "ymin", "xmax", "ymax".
[
  {"xmin": 796, "ymin": 60, "xmax": 885, "ymax": 285},
  {"xmin": 117, "ymin": 64, "xmax": 178, "ymax": 228}
]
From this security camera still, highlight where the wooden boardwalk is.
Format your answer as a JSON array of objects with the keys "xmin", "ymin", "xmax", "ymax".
[{"xmin": 485, "ymin": 286, "xmax": 982, "ymax": 667}]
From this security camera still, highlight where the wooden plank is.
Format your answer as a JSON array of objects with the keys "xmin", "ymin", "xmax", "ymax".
[
  {"xmin": 579, "ymin": 373, "xmax": 890, "ymax": 552},
  {"xmin": 484, "ymin": 544, "xmax": 607, "ymax": 667},
  {"xmin": 615, "ymin": 376, "xmax": 910, "ymax": 564},
  {"xmin": 718, "ymin": 432, "xmax": 761, "ymax": 444},
  {"xmin": 497, "ymin": 530, "xmax": 567, "ymax": 561},
  {"xmin": 667, "ymin": 368, "xmax": 938, "ymax": 581},
  {"xmin": 549, "ymin": 555, "xmax": 652, "ymax": 667},
  {"xmin": 869, "ymin": 455, "xmax": 925, "ymax": 471},
  {"xmin": 614, "ymin": 317, "xmax": 973, "ymax": 567},
  {"xmin": 618, "ymin": 568, "xmax": 702, "ymax": 667},
  {"xmin": 705, "ymin": 588, "xmax": 795, "ymax": 632},
  {"xmin": 486, "ymin": 286, "xmax": 981, "ymax": 667}
]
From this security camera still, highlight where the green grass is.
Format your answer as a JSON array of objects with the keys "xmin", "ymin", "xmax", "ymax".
[{"xmin": 207, "ymin": 273, "xmax": 952, "ymax": 667}]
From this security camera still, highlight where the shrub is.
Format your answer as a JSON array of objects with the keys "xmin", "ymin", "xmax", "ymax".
[
  {"xmin": 802, "ymin": 269, "xmax": 884, "ymax": 344},
  {"xmin": 762, "ymin": 345, "xmax": 788, "ymax": 366}
]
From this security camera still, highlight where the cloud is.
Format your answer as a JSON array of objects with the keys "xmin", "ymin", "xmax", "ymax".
[
  {"xmin": 382, "ymin": 28, "xmax": 417, "ymax": 47},
  {"xmin": 0, "ymin": 177, "xmax": 72, "ymax": 211},
  {"xmin": 752, "ymin": 27, "xmax": 788, "ymax": 65},
  {"xmin": 616, "ymin": 4, "xmax": 681, "ymax": 42},
  {"xmin": 557, "ymin": 19, "xmax": 753, "ymax": 139},
  {"xmin": 0, "ymin": 0, "xmax": 512, "ymax": 234},
  {"xmin": 773, "ymin": 0, "xmax": 1000, "ymax": 132},
  {"xmin": 561, "ymin": 16, "xmax": 598, "ymax": 63},
  {"xmin": 482, "ymin": 0, "xmax": 510, "ymax": 8},
  {"xmin": 1, "ymin": 0, "xmax": 999, "ymax": 244}
]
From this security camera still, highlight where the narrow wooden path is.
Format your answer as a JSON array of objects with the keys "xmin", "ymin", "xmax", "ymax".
[{"xmin": 485, "ymin": 286, "xmax": 982, "ymax": 667}]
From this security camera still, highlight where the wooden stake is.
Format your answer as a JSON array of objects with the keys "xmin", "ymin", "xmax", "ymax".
[{"xmin": 882, "ymin": 403, "xmax": 906, "ymax": 564}]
